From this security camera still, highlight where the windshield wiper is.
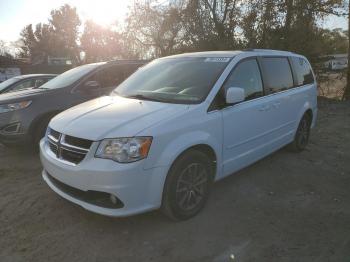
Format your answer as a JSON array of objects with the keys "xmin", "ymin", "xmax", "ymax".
[{"xmin": 124, "ymin": 94, "xmax": 165, "ymax": 102}]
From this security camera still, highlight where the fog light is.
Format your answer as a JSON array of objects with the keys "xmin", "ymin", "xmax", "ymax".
[
  {"xmin": 1, "ymin": 122, "xmax": 20, "ymax": 134},
  {"xmin": 110, "ymin": 194, "xmax": 118, "ymax": 205}
]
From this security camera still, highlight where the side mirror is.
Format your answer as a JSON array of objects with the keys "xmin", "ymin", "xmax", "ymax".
[
  {"xmin": 84, "ymin": 80, "xmax": 100, "ymax": 91},
  {"xmin": 225, "ymin": 87, "xmax": 245, "ymax": 104}
]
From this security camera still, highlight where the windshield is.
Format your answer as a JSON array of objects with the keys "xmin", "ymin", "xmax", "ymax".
[
  {"xmin": 0, "ymin": 77, "xmax": 20, "ymax": 92},
  {"xmin": 114, "ymin": 57, "xmax": 231, "ymax": 104},
  {"xmin": 39, "ymin": 63, "xmax": 101, "ymax": 89}
]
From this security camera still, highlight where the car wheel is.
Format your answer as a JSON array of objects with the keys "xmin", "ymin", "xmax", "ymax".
[
  {"xmin": 289, "ymin": 114, "xmax": 311, "ymax": 152},
  {"xmin": 162, "ymin": 150, "xmax": 213, "ymax": 221}
]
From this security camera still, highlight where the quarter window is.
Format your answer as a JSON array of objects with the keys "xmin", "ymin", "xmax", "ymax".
[
  {"xmin": 223, "ymin": 59, "xmax": 264, "ymax": 101},
  {"xmin": 291, "ymin": 57, "xmax": 314, "ymax": 86},
  {"xmin": 261, "ymin": 57, "xmax": 294, "ymax": 93}
]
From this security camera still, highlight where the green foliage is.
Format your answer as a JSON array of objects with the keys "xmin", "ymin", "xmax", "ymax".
[
  {"xmin": 19, "ymin": 4, "xmax": 80, "ymax": 64},
  {"xmin": 125, "ymin": 0, "xmax": 185, "ymax": 57},
  {"xmin": 80, "ymin": 20, "xmax": 125, "ymax": 62},
  {"xmin": 123, "ymin": 0, "xmax": 347, "ymax": 60}
]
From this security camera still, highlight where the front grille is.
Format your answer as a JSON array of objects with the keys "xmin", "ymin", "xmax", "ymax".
[
  {"xmin": 49, "ymin": 142, "xmax": 58, "ymax": 155},
  {"xmin": 60, "ymin": 148, "xmax": 86, "ymax": 164},
  {"xmin": 49, "ymin": 129, "xmax": 60, "ymax": 141},
  {"xmin": 64, "ymin": 135, "xmax": 92, "ymax": 149},
  {"xmin": 47, "ymin": 128, "xmax": 93, "ymax": 165}
]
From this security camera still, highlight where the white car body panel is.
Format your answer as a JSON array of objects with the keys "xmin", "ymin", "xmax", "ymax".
[{"xmin": 50, "ymin": 95, "xmax": 189, "ymax": 140}]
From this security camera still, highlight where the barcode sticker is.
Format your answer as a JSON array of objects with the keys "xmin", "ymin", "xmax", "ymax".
[{"xmin": 204, "ymin": 57, "xmax": 231, "ymax": 62}]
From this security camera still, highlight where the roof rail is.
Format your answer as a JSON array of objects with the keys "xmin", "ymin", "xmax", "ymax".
[
  {"xmin": 106, "ymin": 59, "xmax": 150, "ymax": 63},
  {"xmin": 244, "ymin": 48, "xmax": 294, "ymax": 54}
]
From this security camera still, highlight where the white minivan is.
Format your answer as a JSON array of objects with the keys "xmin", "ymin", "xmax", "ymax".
[{"xmin": 40, "ymin": 50, "xmax": 317, "ymax": 220}]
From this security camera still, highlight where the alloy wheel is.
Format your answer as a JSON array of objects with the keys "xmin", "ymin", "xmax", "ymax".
[
  {"xmin": 175, "ymin": 163, "xmax": 208, "ymax": 211},
  {"xmin": 297, "ymin": 117, "xmax": 310, "ymax": 148}
]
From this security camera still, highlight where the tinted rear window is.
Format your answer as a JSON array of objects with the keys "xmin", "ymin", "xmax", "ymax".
[
  {"xmin": 261, "ymin": 57, "xmax": 294, "ymax": 93},
  {"xmin": 291, "ymin": 57, "xmax": 314, "ymax": 86}
]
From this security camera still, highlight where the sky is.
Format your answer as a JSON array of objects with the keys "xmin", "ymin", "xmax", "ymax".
[
  {"xmin": 0, "ymin": 0, "xmax": 348, "ymax": 43},
  {"xmin": 0, "ymin": 0, "xmax": 132, "ymax": 42}
]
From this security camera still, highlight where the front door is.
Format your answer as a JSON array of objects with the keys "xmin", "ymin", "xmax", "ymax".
[{"xmin": 222, "ymin": 58, "xmax": 274, "ymax": 177}]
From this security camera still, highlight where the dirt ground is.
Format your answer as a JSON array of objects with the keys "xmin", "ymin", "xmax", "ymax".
[{"xmin": 0, "ymin": 97, "xmax": 349, "ymax": 262}]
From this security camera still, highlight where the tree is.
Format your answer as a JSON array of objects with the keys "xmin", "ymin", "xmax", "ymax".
[
  {"xmin": 318, "ymin": 28, "xmax": 348, "ymax": 54},
  {"xmin": 181, "ymin": 0, "xmax": 243, "ymax": 51},
  {"xmin": 49, "ymin": 4, "xmax": 81, "ymax": 63},
  {"xmin": 19, "ymin": 24, "xmax": 36, "ymax": 58},
  {"xmin": 125, "ymin": 0, "xmax": 185, "ymax": 57},
  {"xmin": 18, "ymin": 4, "xmax": 81, "ymax": 64},
  {"xmin": 80, "ymin": 20, "xmax": 125, "ymax": 62},
  {"xmin": 13, "ymin": 0, "xmax": 348, "ymax": 68},
  {"xmin": 0, "ymin": 40, "xmax": 13, "ymax": 58}
]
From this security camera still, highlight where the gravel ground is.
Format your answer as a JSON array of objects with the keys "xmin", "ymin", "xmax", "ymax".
[{"xmin": 0, "ymin": 97, "xmax": 349, "ymax": 262}]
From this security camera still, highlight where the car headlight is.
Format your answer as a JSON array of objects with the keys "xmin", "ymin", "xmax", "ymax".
[
  {"xmin": 95, "ymin": 137, "xmax": 152, "ymax": 163},
  {"xmin": 0, "ymin": 101, "xmax": 32, "ymax": 114}
]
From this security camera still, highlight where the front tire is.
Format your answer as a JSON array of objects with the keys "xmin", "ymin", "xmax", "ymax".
[
  {"xmin": 162, "ymin": 150, "xmax": 213, "ymax": 221},
  {"xmin": 32, "ymin": 118, "xmax": 51, "ymax": 151}
]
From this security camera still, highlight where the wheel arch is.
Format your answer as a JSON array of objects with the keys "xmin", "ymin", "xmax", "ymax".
[
  {"xmin": 28, "ymin": 111, "xmax": 61, "ymax": 138},
  {"xmin": 170, "ymin": 144, "xmax": 218, "ymax": 179},
  {"xmin": 304, "ymin": 108, "xmax": 313, "ymax": 122},
  {"xmin": 160, "ymin": 143, "xmax": 218, "ymax": 217},
  {"xmin": 295, "ymin": 102, "xmax": 314, "ymax": 130},
  {"xmin": 147, "ymin": 130, "xmax": 222, "ymax": 178}
]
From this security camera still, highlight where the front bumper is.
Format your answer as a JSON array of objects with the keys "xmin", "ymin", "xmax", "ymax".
[{"xmin": 40, "ymin": 139, "xmax": 169, "ymax": 217}]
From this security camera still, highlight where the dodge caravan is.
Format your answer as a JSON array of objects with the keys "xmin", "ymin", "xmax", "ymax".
[{"xmin": 40, "ymin": 50, "xmax": 317, "ymax": 220}]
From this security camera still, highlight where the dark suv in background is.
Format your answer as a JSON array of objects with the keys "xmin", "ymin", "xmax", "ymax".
[
  {"xmin": 0, "ymin": 74, "xmax": 57, "ymax": 94},
  {"xmin": 0, "ymin": 60, "xmax": 147, "ymax": 147}
]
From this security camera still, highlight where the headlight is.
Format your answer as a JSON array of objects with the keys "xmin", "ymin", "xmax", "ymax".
[
  {"xmin": 95, "ymin": 137, "xmax": 152, "ymax": 163},
  {"xmin": 0, "ymin": 101, "xmax": 32, "ymax": 114}
]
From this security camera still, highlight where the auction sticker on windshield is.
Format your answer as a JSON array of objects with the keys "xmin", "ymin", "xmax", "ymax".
[{"xmin": 204, "ymin": 57, "xmax": 231, "ymax": 62}]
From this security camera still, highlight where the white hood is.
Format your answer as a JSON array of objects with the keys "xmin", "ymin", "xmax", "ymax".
[{"xmin": 50, "ymin": 96, "xmax": 189, "ymax": 141}]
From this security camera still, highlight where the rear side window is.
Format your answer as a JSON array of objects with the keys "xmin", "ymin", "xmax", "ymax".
[
  {"xmin": 87, "ymin": 65, "xmax": 124, "ymax": 89},
  {"xmin": 291, "ymin": 57, "xmax": 314, "ymax": 86},
  {"xmin": 261, "ymin": 57, "xmax": 294, "ymax": 93},
  {"xmin": 93, "ymin": 64, "xmax": 142, "ymax": 89},
  {"xmin": 123, "ymin": 64, "xmax": 143, "ymax": 78},
  {"xmin": 34, "ymin": 78, "xmax": 47, "ymax": 88},
  {"xmin": 223, "ymin": 59, "xmax": 264, "ymax": 101}
]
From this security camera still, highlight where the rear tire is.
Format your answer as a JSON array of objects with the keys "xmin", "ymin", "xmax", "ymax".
[
  {"xmin": 162, "ymin": 150, "xmax": 213, "ymax": 221},
  {"xmin": 289, "ymin": 113, "xmax": 311, "ymax": 152}
]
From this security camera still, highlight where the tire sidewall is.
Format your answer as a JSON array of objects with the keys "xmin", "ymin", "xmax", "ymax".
[
  {"xmin": 295, "ymin": 114, "xmax": 311, "ymax": 151},
  {"xmin": 163, "ymin": 150, "xmax": 213, "ymax": 220}
]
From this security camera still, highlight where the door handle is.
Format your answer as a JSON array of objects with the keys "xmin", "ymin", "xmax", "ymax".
[{"xmin": 259, "ymin": 105, "xmax": 271, "ymax": 111}]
